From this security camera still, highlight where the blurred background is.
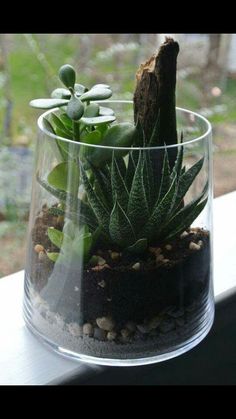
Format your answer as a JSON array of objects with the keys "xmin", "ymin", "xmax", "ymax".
[{"xmin": 0, "ymin": 33, "xmax": 235, "ymax": 277}]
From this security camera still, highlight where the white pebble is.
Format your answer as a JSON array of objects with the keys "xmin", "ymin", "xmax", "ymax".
[
  {"xmin": 189, "ymin": 241, "xmax": 201, "ymax": 251},
  {"xmin": 107, "ymin": 331, "xmax": 117, "ymax": 341},
  {"xmin": 180, "ymin": 231, "xmax": 188, "ymax": 239},
  {"xmin": 132, "ymin": 262, "xmax": 140, "ymax": 271},
  {"xmin": 83, "ymin": 323, "xmax": 94, "ymax": 336},
  {"xmin": 198, "ymin": 240, "xmax": 203, "ymax": 247},
  {"xmin": 98, "ymin": 280, "xmax": 106, "ymax": 288},
  {"xmin": 96, "ymin": 316, "xmax": 115, "ymax": 331},
  {"xmin": 68, "ymin": 322, "xmax": 83, "ymax": 337},
  {"xmin": 165, "ymin": 244, "xmax": 172, "ymax": 251},
  {"xmin": 148, "ymin": 316, "xmax": 162, "ymax": 330}
]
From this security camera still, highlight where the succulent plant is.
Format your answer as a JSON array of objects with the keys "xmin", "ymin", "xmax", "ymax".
[{"xmin": 31, "ymin": 59, "xmax": 208, "ymax": 263}]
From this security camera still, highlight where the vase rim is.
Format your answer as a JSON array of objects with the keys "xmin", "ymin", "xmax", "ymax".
[{"xmin": 37, "ymin": 100, "xmax": 212, "ymax": 151}]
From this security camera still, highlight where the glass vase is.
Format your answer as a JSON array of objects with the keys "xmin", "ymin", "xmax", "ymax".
[{"xmin": 23, "ymin": 101, "xmax": 214, "ymax": 366}]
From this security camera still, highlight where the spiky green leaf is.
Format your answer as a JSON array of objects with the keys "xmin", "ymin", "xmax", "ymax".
[
  {"xmin": 109, "ymin": 199, "xmax": 136, "ymax": 247},
  {"xmin": 111, "ymin": 154, "xmax": 129, "ymax": 211}
]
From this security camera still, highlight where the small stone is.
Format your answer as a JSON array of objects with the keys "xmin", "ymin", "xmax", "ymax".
[
  {"xmin": 38, "ymin": 251, "xmax": 46, "ymax": 261},
  {"xmin": 180, "ymin": 231, "xmax": 188, "ymax": 239},
  {"xmin": 98, "ymin": 280, "xmax": 106, "ymax": 288},
  {"xmin": 148, "ymin": 316, "xmax": 163, "ymax": 330},
  {"xmin": 107, "ymin": 331, "xmax": 117, "ymax": 341},
  {"xmin": 125, "ymin": 321, "xmax": 136, "ymax": 333},
  {"xmin": 165, "ymin": 244, "xmax": 172, "ymax": 251},
  {"xmin": 132, "ymin": 262, "xmax": 140, "ymax": 271},
  {"xmin": 83, "ymin": 323, "xmax": 94, "ymax": 337},
  {"xmin": 162, "ymin": 258, "xmax": 170, "ymax": 264},
  {"xmin": 94, "ymin": 327, "xmax": 107, "ymax": 341},
  {"xmin": 198, "ymin": 240, "xmax": 203, "ymax": 247},
  {"xmin": 54, "ymin": 314, "xmax": 65, "ymax": 329},
  {"xmin": 189, "ymin": 241, "xmax": 201, "ymax": 251},
  {"xmin": 159, "ymin": 319, "xmax": 175, "ymax": 333},
  {"xmin": 34, "ymin": 244, "xmax": 45, "ymax": 253},
  {"xmin": 137, "ymin": 324, "xmax": 150, "ymax": 334},
  {"xmin": 156, "ymin": 254, "xmax": 164, "ymax": 262},
  {"xmin": 149, "ymin": 247, "xmax": 162, "ymax": 256},
  {"xmin": 68, "ymin": 322, "xmax": 83, "ymax": 337},
  {"xmin": 120, "ymin": 328, "xmax": 131, "ymax": 338},
  {"xmin": 74, "ymin": 286, "xmax": 79, "ymax": 292},
  {"xmin": 96, "ymin": 316, "xmax": 115, "ymax": 331},
  {"xmin": 110, "ymin": 251, "xmax": 120, "ymax": 261},
  {"xmin": 97, "ymin": 256, "xmax": 106, "ymax": 266},
  {"xmin": 91, "ymin": 264, "xmax": 110, "ymax": 272}
]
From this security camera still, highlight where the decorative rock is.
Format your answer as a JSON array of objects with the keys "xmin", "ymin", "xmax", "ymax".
[
  {"xmin": 34, "ymin": 244, "xmax": 45, "ymax": 253},
  {"xmin": 96, "ymin": 316, "xmax": 115, "ymax": 331},
  {"xmin": 97, "ymin": 256, "xmax": 106, "ymax": 266},
  {"xmin": 120, "ymin": 328, "xmax": 131, "ymax": 338},
  {"xmin": 189, "ymin": 241, "xmax": 201, "ymax": 251},
  {"xmin": 162, "ymin": 258, "xmax": 170, "ymax": 264},
  {"xmin": 148, "ymin": 315, "xmax": 163, "ymax": 330},
  {"xmin": 107, "ymin": 331, "xmax": 117, "ymax": 341},
  {"xmin": 74, "ymin": 286, "xmax": 79, "ymax": 292},
  {"xmin": 198, "ymin": 240, "xmax": 203, "ymax": 247},
  {"xmin": 132, "ymin": 262, "xmax": 140, "ymax": 271},
  {"xmin": 91, "ymin": 264, "xmax": 110, "ymax": 272},
  {"xmin": 180, "ymin": 231, "xmax": 188, "ymax": 239},
  {"xmin": 38, "ymin": 251, "xmax": 46, "ymax": 261},
  {"xmin": 110, "ymin": 251, "xmax": 120, "ymax": 261},
  {"xmin": 125, "ymin": 321, "xmax": 136, "ymax": 333},
  {"xmin": 83, "ymin": 323, "xmax": 94, "ymax": 336},
  {"xmin": 149, "ymin": 247, "xmax": 162, "ymax": 256},
  {"xmin": 98, "ymin": 280, "xmax": 106, "ymax": 288},
  {"xmin": 68, "ymin": 322, "xmax": 83, "ymax": 337},
  {"xmin": 165, "ymin": 244, "xmax": 172, "ymax": 251},
  {"xmin": 94, "ymin": 327, "xmax": 107, "ymax": 341}
]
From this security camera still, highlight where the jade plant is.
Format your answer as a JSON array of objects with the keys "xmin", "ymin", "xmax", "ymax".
[{"xmin": 30, "ymin": 45, "xmax": 208, "ymax": 264}]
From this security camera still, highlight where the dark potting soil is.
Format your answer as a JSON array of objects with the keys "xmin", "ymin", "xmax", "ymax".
[{"xmin": 28, "ymin": 207, "xmax": 211, "ymax": 330}]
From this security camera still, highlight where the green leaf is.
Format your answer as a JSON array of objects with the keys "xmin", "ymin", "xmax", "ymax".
[
  {"xmin": 83, "ymin": 103, "xmax": 100, "ymax": 117},
  {"xmin": 161, "ymin": 196, "xmax": 208, "ymax": 242},
  {"xmin": 88, "ymin": 123, "xmax": 135, "ymax": 168},
  {"xmin": 66, "ymin": 95, "xmax": 84, "ymax": 121},
  {"xmin": 109, "ymin": 199, "xmax": 136, "ymax": 247},
  {"xmin": 71, "ymin": 232, "xmax": 93, "ymax": 262},
  {"xmin": 51, "ymin": 88, "xmax": 71, "ymax": 99},
  {"xmin": 125, "ymin": 152, "xmax": 137, "ymax": 192},
  {"xmin": 158, "ymin": 149, "xmax": 171, "ymax": 203},
  {"xmin": 141, "ymin": 175, "xmax": 177, "ymax": 241},
  {"xmin": 127, "ymin": 151, "xmax": 149, "ymax": 233},
  {"xmin": 29, "ymin": 98, "xmax": 69, "ymax": 109},
  {"xmin": 99, "ymin": 106, "xmax": 115, "ymax": 116},
  {"xmin": 47, "ymin": 252, "xmax": 59, "ymax": 262},
  {"xmin": 47, "ymin": 161, "xmax": 79, "ymax": 192},
  {"xmin": 74, "ymin": 83, "xmax": 87, "ymax": 96},
  {"xmin": 80, "ymin": 87, "xmax": 112, "ymax": 102},
  {"xmin": 172, "ymin": 157, "xmax": 204, "ymax": 212},
  {"xmin": 83, "ymin": 130, "xmax": 101, "ymax": 144},
  {"xmin": 111, "ymin": 154, "xmax": 129, "ymax": 211},
  {"xmin": 126, "ymin": 238, "xmax": 148, "ymax": 254},
  {"xmin": 50, "ymin": 113, "xmax": 72, "ymax": 137},
  {"xmin": 59, "ymin": 113, "xmax": 73, "ymax": 130},
  {"xmin": 59, "ymin": 64, "xmax": 76, "ymax": 89},
  {"xmin": 81, "ymin": 115, "xmax": 115, "ymax": 126},
  {"xmin": 143, "ymin": 150, "xmax": 155, "ymax": 210},
  {"xmin": 80, "ymin": 165, "xmax": 110, "ymax": 232},
  {"xmin": 91, "ymin": 83, "xmax": 110, "ymax": 89},
  {"xmin": 47, "ymin": 227, "xmax": 71, "ymax": 249},
  {"xmin": 42, "ymin": 117, "xmax": 56, "ymax": 134},
  {"xmin": 87, "ymin": 162, "xmax": 112, "ymax": 210}
]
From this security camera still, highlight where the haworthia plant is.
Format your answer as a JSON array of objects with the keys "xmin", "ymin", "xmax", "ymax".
[{"xmin": 31, "ymin": 62, "xmax": 208, "ymax": 262}]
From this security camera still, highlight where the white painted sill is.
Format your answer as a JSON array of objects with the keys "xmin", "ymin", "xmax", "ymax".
[{"xmin": 0, "ymin": 191, "xmax": 236, "ymax": 385}]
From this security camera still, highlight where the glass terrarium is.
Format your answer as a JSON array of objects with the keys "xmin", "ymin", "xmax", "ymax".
[{"xmin": 23, "ymin": 100, "xmax": 214, "ymax": 366}]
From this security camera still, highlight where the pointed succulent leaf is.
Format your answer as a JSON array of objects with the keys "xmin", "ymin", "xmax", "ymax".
[
  {"xmin": 51, "ymin": 88, "xmax": 71, "ymax": 99},
  {"xmin": 141, "ymin": 175, "xmax": 177, "ymax": 240},
  {"xmin": 170, "ymin": 144, "xmax": 184, "ymax": 182},
  {"xmin": 162, "ymin": 196, "xmax": 208, "ymax": 242},
  {"xmin": 66, "ymin": 95, "xmax": 84, "ymax": 121},
  {"xmin": 109, "ymin": 199, "xmax": 136, "ymax": 247},
  {"xmin": 80, "ymin": 165, "xmax": 110, "ymax": 232},
  {"xmin": 157, "ymin": 148, "xmax": 171, "ymax": 203},
  {"xmin": 59, "ymin": 64, "xmax": 76, "ymax": 89},
  {"xmin": 126, "ymin": 238, "xmax": 148, "ymax": 255},
  {"xmin": 127, "ymin": 151, "xmax": 149, "ymax": 232},
  {"xmin": 125, "ymin": 152, "xmax": 137, "ymax": 192},
  {"xmin": 143, "ymin": 150, "xmax": 155, "ymax": 210},
  {"xmin": 172, "ymin": 157, "xmax": 204, "ymax": 211},
  {"xmin": 111, "ymin": 153, "xmax": 129, "ymax": 210},
  {"xmin": 29, "ymin": 98, "xmax": 69, "ymax": 109},
  {"xmin": 80, "ymin": 87, "xmax": 112, "ymax": 102},
  {"xmin": 83, "ymin": 103, "xmax": 100, "ymax": 117}
]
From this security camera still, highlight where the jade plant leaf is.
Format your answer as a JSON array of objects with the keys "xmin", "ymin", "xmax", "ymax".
[
  {"xmin": 83, "ymin": 103, "xmax": 100, "ymax": 117},
  {"xmin": 66, "ymin": 95, "xmax": 84, "ymax": 121},
  {"xmin": 29, "ymin": 98, "xmax": 69, "ymax": 109},
  {"xmin": 99, "ymin": 106, "xmax": 115, "ymax": 116},
  {"xmin": 59, "ymin": 64, "xmax": 76, "ymax": 88},
  {"xmin": 51, "ymin": 88, "xmax": 71, "ymax": 99},
  {"xmin": 47, "ymin": 161, "xmax": 79, "ymax": 192},
  {"xmin": 81, "ymin": 115, "xmax": 115, "ymax": 126},
  {"xmin": 80, "ymin": 87, "xmax": 112, "ymax": 102}
]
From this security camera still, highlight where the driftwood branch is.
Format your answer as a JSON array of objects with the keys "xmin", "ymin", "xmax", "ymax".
[{"xmin": 133, "ymin": 37, "xmax": 179, "ymax": 147}]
